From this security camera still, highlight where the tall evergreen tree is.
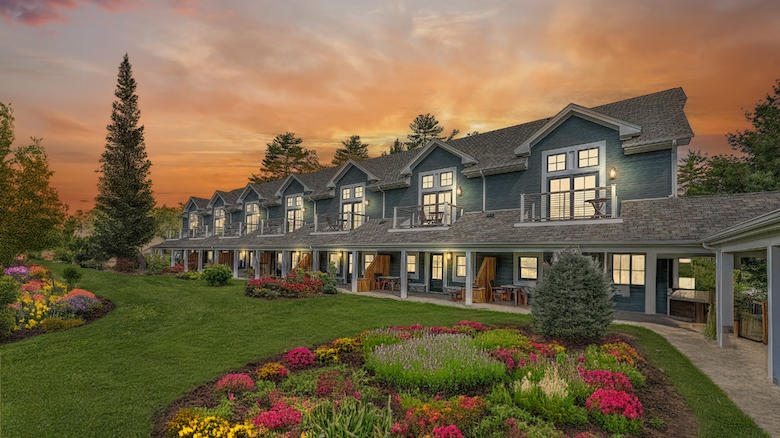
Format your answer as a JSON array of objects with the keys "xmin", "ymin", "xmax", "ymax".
[
  {"xmin": 331, "ymin": 135, "xmax": 369, "ymax": 166},
  {"xmin": 250, "ymin": 132, "xmax": 322, "ymax": 183},
  {"xmin": 384, "ymin": 138, "xmax": 406, "ymax": 155},
  {"xmin": 406, "ymin": 113, "xmax": 459, "ymax": 150},
  {"xmin": 0, "ymin": 103, "xmax": 66, "ymax": 265},
  {"xmin": 93, "ymin": 54, "xmax": 156, "ymax": 264}
]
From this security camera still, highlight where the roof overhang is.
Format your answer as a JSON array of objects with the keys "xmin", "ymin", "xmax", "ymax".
[
  {"xmin": 326, "ymin": 159, "xmax": 380, "ymax": 189},
  {"xmin": 275, "ymin": 173, "xmax": 314, "ymax": 197},
  {"xmin": 236, "ymin": 184, "xmax": 266, "ymax": 204},
  {"xmin": 514, "ymin": 103, "xmax": 642, "ymax": 156},
  {"xmin": 462, "ymin": 158, "xmax": 530, "ymax": 178},
  {"xmin": 400, "ymin": 139, "xmax": 478, "ymax": 177},
  {"xmin": 206, "ymin": 191, "xmax": 228, "ymax": 209},
  {"xmin": 702, "ymin": 208, "xmax": 780, "ymax": 247},
  {"xmin": 622, "ymin": 136, "xmax": 693, "ymax": 155}
]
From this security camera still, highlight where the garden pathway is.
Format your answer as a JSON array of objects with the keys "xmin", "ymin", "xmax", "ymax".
[{"xmin": 345, "ymin": 288, "xmax": 780, "ymax": 437}]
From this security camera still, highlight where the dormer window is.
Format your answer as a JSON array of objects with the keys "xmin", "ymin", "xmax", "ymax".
[
  {"xmin": 340, "ymin": 184, "xmax": 365, "ymax": 229},
  {"xmin": 541, "ymin": 141, "xmax": 606, "ymax": 219},
  {"xmin": 214, "ymin": 208, "xmax": 225, "ymax": 234},
  {"xmin": 419, "ymin": 168, "xmax": 456, "ymax": 224},
  {"xmin": 188, "ymin": 212, "xmax": 198, "ymax": 230},
  {"xmin": 245, "ymin": 202, "xmax": 261, "ymax": 233},
  {"xmin": 286, "ymin": 194, "xmax": 303, "ymax": 232}
]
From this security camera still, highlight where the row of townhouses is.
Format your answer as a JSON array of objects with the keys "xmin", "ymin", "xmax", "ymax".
[{"xmin": 153, "ymin": 87, "xmax": 780, "ymax": 385}]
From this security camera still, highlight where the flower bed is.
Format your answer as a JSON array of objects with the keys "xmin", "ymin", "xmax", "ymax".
[
  {"xmin": 161, "ymin": 323, "xmax": 668, "ymax": 438},
  {"xmin": 244, "ymin": 269, "xmax": 336, "ymax": 299}
]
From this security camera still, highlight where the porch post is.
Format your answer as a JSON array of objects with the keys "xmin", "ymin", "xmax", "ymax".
[
  {"xmin": 768, "ymin": 245, "xmax": 780, "ymax": 385},
  {"xmin": 400, "ymin": 250, "xmax": 408, "ymax": 299},
  {"xmin": 672, "ymin": 259, "xmax": 680, "ymax": 288},
  {"xmin": 351, "ymin": 250, "xmax": 359, "ymax": 293},
  {"xmin": 254, "ymin": 250, "xmax": 260, "ymax": 279},
  {"xmin": 184, "ymin": 250, "xmax": 189, "ymax": 271},
  {"xmin": 644, "ymin": 251, "xmax": 657, "ymax": 314},
  {"xmin": 716, "ymin": 250, "xmax": 735, "ymax": 347},
  {"xmin": 171, "ymin": 250, "xmax": 176, "ymax": 267},
  {"xmin": 313, "ymin": 250, "xmax": 320, "ymax": 273},
  {"xmin": 232, "ymin": 250, "xmax": 239, "ymax": 279},
  {"xmin": 465, "ymin": 250, "xmax": 473, "ymax": 306},
  {"xmin": 281, "ymin": 250, "xmax": 289, "ymax": 278},
  {"xmin": 198, "ymin": 250, "xmax": 203, "ymax": 272}
]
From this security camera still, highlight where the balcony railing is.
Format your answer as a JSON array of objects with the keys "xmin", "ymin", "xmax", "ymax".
[
  {"xmin": 519, "ymin": 184, "xmax": 616, "ymax": 222},
  {"xmin": 285, "ymin": 219, "xmax": 306, "ymax": 233},
  {"xmin": 393, "ymin": 203, "xmax": 464, "ymax": 229},
  {"xmin": 314, "ymin": 212, "xmax": 368, "ymax": 232},
  {"xmin": 166, "ymin": 228, "xmax": 185, "ymax": 240},
  {"xmin": 220, "ymin": 222, "xmax": 244, "ymax": 238},
  {"xmin": 189, "ymin": 225, "xmax": 210, "ymax": 238},
  {"xmin": 257, "ymin": 219, "xmax": 284, "ymax": 235}
]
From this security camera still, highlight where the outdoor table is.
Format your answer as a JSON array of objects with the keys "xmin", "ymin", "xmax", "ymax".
[
  {"xmin": 377, "ymin": 276, "xmax": 400, "ymax": 292},
  {"xmin": 585, "ymin": 197, "xmax": 611, "ymax": 218},
  {"xmin": 502, "ymin": 285, "xmax": 528, "ymax": 306}
]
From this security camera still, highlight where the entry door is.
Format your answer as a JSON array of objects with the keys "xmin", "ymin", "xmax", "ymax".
[
  {"xmin": 188, "ymin": 251, "xmax": 198, "ymax": 271},
  {"xmin": 430, "ymin": 253, "xmax": 444, "ymax": 292},
  {"xmin": 347, "ymin": 252, "xmax": 353, "ymax": 282}
]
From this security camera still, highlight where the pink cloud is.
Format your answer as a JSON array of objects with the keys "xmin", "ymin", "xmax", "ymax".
[
  {"xmin": 171, "ymin": 0, "xmax": 200, "ymax": 16},
  {"xmin": 0, "ymin": 0, "xmax": 143, "ymax": 26}
]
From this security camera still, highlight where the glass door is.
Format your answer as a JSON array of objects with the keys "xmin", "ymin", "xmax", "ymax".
[{"xmin": 430, "ymin": 253, "xmax": 444, "ymax": 292}]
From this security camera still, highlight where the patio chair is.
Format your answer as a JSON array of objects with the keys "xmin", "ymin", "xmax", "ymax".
[{"xmin": 489, "ymin": 280, "xmax": 506, "ymax": 301}]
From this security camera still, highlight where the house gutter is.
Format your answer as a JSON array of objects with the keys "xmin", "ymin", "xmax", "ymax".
[
  {"xmin": 377, "ymin": 186, "xmax": 386, "ymax": 219},
  {"xmin": 670, "ymin": 139, "xmax": 678, "ymax": 197},
  {"xmin": 479, "ymin": 170, "xmax": 486, "ymax": 212}
]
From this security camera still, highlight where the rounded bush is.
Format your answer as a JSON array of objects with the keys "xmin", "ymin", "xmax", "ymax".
[
  {"xmin": 200, "ymin": 264, "xmax": 233, "ymax": 287},
  {"xmin": 531, "ymin": 250, "xmax": 615, "ymax": 341}
]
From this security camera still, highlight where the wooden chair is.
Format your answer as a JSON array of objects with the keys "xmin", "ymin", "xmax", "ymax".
[
  {"xmin": 489, "ymin": 280, "xmax": 506, "ymax": 302},
  {"xmin": 450, "ymin": 288, "xmax": 464, "ymax": 301},
  {"xmin": 325, "ymin": 216, "xmax": 341, "ymax": 231}
]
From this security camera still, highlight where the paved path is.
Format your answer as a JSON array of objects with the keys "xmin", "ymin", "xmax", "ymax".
[{"xmin": 344, "ymin": 288, "xmax": 780, "ymax": 436}]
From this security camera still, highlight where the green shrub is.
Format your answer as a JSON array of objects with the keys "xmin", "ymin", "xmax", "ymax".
[
  {"xmin": 511, "ymin": 366, "xmax": 588, "ymax": 426},
  {"xmin": 175, "ymin": 271, "xmax": 200, "ymax": 280},
  {"xmin": 53, "ymin": 247, "xmax": 73, "ymax": 263},
  {"xmin": 0, "ymin": 276, "xmax": 20, "ymax": 338},
  {"xmin": 62, "ymin": 266, "xmax": 83, "ymax": 289},
  {"xmin": 302, "ymin": 396, "xmax": 394, "ymax": 438},
  {"xmin": 144, "ymin": 252, "xmax": 170, "ymax": 275},
  {"xmin": 42, "ymin": 317, "xmax": 85, "ymax": 332},
  {"xmin": 472, "ymin": 402, "xmax": 563, "ymax": 438},
  {"xmin": 311, "ymin": 270, "xmax": 338, "ymax": 294},
  {"xmin": 200, "ymin": 264, "xmax": 233, "ymax": 287},
  {"xmin": 360, "ymin": 329, "xmax": 406, "ymax": 353},
  {"xmin": 532, "ymin": 250, "xmax": 615, "ymax": 341},
  {"xmin": 473, "ymin": 329, "xmax": 531, "ymax": 351},
  {"xmin": 583, "ymin": 345, "xmax": 645, "ymax": 388},
  {"xmin": 79, "ymin": 260, "xmax": 105, "ymax": 270}
]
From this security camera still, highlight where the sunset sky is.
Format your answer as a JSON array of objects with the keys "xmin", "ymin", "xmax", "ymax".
[{"xmin": 2, "ymin": 0, "xmax": 779, "ymax": 211}]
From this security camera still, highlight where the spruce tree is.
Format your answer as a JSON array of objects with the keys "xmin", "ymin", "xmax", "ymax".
[
  {"xmin": 93, "ymin": 54, "xmax": 156, "ymax": 264},
  {"xmin": 532, "ymin": 250, "xmax": 615, "ymax": 341},
  {"xmin": 331, "ymin": 135, "xmax": 369, "ymax": 166},
  {"xmin": 249, "ymin": 132, "xmax": 322, "ymax": 183},
  {"xmin": 406, "ymin": 113, "xmax": 459, "ymax": 150}
]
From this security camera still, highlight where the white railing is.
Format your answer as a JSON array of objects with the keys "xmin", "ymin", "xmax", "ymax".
[
  {"xmin": 393, "ymin": 203, "xmax": 464, "ymax": 229},
  {"xmin": 166, "ymin": 228, "xmax": 186, "ymax": 240},
  {"xmin": 259, "ymin": 219, "xmax": 284, "ymax": 235},
  {"xmin": 220, "ymin": 222, "xmax": 244, "ymax": 238},
  {"xmin": 189, "ymin": 225, "xmax": 210, "ymax": 238},
  {"xmin": 519, "ymin": 184, "xmax": 616, "ymax": 222},
  {"xmin": 315, "ymin": 212, "xmax": 368, "ymax": 232},
  {"xmin": 285, "ymin": 218, "xmax": 306, "ymax": 233}
]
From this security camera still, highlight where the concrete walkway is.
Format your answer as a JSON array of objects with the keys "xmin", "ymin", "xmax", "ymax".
[{"xmin": 344, "ymin": 288, "xmax": 780, "ymax": 437}]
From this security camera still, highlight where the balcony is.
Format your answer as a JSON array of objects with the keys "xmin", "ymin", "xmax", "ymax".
[
  {"xmin": 314, "ymin": 212, "xmax": 368, "ymax": 233},
  {"xmin": 189, "ymin": 225, "xmax": 210, "ymax": 238},
  {"xmin": 219, "ymin": 222, "xmax": 244, "ymax": 238},
  {"xmin": 166, "ymin": 228, "xmax": 185, "ymax": 240},
  {"xmin": 519, "ymin": 184, "xmax": 617, "ymax": 222},
  {"xmin": 392, "ymin": 203, "xmax": 464, "ymax": 229}
]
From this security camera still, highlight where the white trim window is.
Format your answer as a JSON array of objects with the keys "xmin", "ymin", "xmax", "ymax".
[
  {"xmin": 188, "ymin": 212, "xmax": 198, "ymax": 230},
  {"xmin": 419, "ymin": 168, "xmax": 456, "ymax": 225},
  {"xmin": 363, "ymin": 253, "xmax": 375, "ymax": 272},
  {"xmin": 519, "ymin": 256, "xmax": 538, "ymax": 280},
  {"xmin": 612, "ymin": 254, "xmax": 645, "ymax": 285},
  {"xmin": 431, "ymin": 254, "xmax": 444, "ymax": 280},
  {"xmin": 406, "ymin": 252, "xmax": 418, "ymax": 279},
  {"xmin": 213, "ymin": 207, "xmax": 226, "ymax": 234},
  {"xmin": 454, "ymin": 254, "xmax": 467, "ymax": 280},
  {"xmin": 541, "ymin": 141, "xmax": 606, "ymax": 220},
  {"xmin": 245, "ymin": 202, "xmax": 261, "ymax": 233},
  {"xmin": 340, "ymin": 184, "xmax": 365, "ymax": 230},
  {"xmin": 329, "ymin": 252, "xmax": 341, "ymax": 274},
  {"xmin": 286, "ymin": 194, "xmax": 303, "ymax": 232}
]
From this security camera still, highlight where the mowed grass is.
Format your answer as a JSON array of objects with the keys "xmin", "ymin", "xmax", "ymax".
[{"xmin": 0, "ymin": 263, "xmax": 768, "ymax": 437}]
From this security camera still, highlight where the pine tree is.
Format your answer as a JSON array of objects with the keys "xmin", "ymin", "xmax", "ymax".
[
  {"xmin": 250, "ymin": 132, "xmax": 322, "ymax": 183},
  {"xmin": 384, "ymin": 138, "xmax": 406, "ymax": 155},
  {"xmin": 331, "ymin": 135, "xmax": 369, "ymax": 166},
  {"xmin": 406, "ymin": 113, "xmax": 459, "ymax": 150},
  {"xmin": 93, "ymin": 54, "xmax": 156, "ymax": 265}
]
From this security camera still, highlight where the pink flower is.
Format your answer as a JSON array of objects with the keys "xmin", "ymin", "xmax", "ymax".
[
  {"xmin": 432, "ymin": 425, "xmax": 464, "ymax": 438},
  {"xmin": 578, "ymin": 368, "xmax": 633, "ymax": 391},
  {"xmin": 283, "ymin": 348, "xmax": 315, "ymax": 369},
  {"xmin": 216, "ymin": 374, "xmax": 255, "ymax": 394},
  {"xmin": 253, "ymin": 401, "xmax": 302, "ymax": 430},
  {"xmin": 586, "ymin": 388, "xmax": 643, "ymax": 420}
]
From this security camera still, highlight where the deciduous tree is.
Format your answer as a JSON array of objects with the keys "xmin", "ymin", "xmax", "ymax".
[
  {"xmin": 250, "ymin": 132, "xmax": 323, "ymax": 183},
  {"xmin": 93, "ymin": 54, "xmax": 156, "ymax": 264},
  {"xmin": 331, "ymin": 135, "xmax": 369, "ymax": 166}
]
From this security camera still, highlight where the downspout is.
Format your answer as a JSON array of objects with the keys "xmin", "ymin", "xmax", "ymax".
[
  {"xmin": 670, "ymin": 139, "xmax": 678, "ymax": 197},
  {"xmin": 479, "ymin": 170, "xmax": 486, "ymax": 212},
  {"xmin": 378, "ymin": 186, "xmax": 386, "ymax": 219}
]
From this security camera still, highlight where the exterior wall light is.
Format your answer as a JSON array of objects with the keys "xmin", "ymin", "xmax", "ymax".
[
  {"xmin": 365, "ymin": 198, "xmax": 370, "ymax": 206},
  {"xmin": 609, "ymin": 167, "xmax": 618, "ymax": 180},
  {"xmin": 456, "ymin": 186, "xmax": 463, "ymax": 196}
]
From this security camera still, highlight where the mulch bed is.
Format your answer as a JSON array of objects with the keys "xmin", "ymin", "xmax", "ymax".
[
  {"xmin": 0, "ymin": 297, "xmax": 115, "ymax": 346},
  {"xmin": 150, "ymin": 326, "xmax": 699, "ymax": 438}
]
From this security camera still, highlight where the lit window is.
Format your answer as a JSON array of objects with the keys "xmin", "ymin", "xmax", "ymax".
[
  {"xmin": 329, "ymin": 253, "xmax": 340, "ymax": 274},
  {"xmin": 422, "ymin": 175, "xmax": 434, "ymax": 189},
  {"xmin": 407, "ymin": 254, "xmax": 417, "ymax": 275},
  {"xmin": 364, "ymin": 254, "xmax": 375, "ymax": 271},
  {"xmin": 342, "ymin": 188, "xmax": 351, "ymax": 199},
  {"xmin": 612, "ymin": 254, "xmax": 645, "ymax": 285},
  {"xmin": 214, "ymin": 208, "xmax": 225, "ymax": 233},
  {"xmin": 440, "ymin": 172, "xmax": 453, "ymax": 187},
  {"xmin": 679, "ymin": 277, "xmax": 696, "ymax": 289},
  {"xmin": 547, "ymin": 153, "xmax": 566, "ymax": 172},
  {"xmin": 520, "ymin": 256, "xmax": 538, "ymax": 280},
  {"xmin": 189, "ymin": 212, "xmax": 198, "ymax": 230},
  {"xmin": 455, "ymin": 255, "xmax": 466, "ymax": 278},
  {"xmin": 354, "ymin": 186, "xmax": 363, "ymax": 198},
  {"xmin": 578, "ymin": 148, "xmax": 599, "ymax": 168},
  {"xmin": 432, "ymin": 254, "xmax": 443, "ymax": 280}
]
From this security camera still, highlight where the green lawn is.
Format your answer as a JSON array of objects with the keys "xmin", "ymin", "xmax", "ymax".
[{"xmin": 0, "ymin": 263, "xmax": 768, "ymax": 437}]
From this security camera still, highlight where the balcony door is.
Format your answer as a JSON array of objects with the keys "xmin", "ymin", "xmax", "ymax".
[
  {"xmin": 548, "ymin": 174, "xmax": 597, "ymax": 219},
  {"xmin": 429, "ymin": 253, "xmax": 444, "ymax": 292}
]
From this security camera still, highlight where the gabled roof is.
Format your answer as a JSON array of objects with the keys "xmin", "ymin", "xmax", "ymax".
[
  {"xmin": 184, "ymin": 196, "xmax": 210, "ymax": 211},
  {"xmin": 207, "ymin": 188, "xmax": 243, "ymax": 210},
  {"xmin": 237, "ymin": 183, "xmax": 266, "ymax": 204},
  {"xmin": 325, "ymin": 159, "xmax": 380, "ymax": 189},
  {"xmin": 400, "ymin": 139, "xmax": 478, "ymax": 176},
  {"xmin": 514, "ymin": 103, "xmax": 642, "ymax": 156},
  {"xmin": 275, "ymin": 173, "xmax": 314, "ymax": 198}
]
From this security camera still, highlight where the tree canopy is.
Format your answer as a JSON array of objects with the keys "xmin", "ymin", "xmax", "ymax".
[
  {"xmin": 0, "ymin": 103, "xmax": 66, "ymax": 265},
  {"xmin": 93, "ymin": 54, "xmax": 157, "ymax": 261},
  {"xmin": 250, "ymin": 132, "xmax": 323, "ymax": 183},
  {"xmin": 680, "ymin": 79, "xmax": 780, "ymax": 196},
  {"xmin": 331, "ymin": 135, "xmax": 369, "ymax": 166},
  {"xmin": 404, "ymin": 113, "xmax": 459, "ymax": 151}
]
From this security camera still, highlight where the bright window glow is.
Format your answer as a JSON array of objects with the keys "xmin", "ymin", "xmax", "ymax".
[
  {"xmin": 455, "ymin": 255, "xmax": 466, "ymax": 277},
  {"xmin": 354, "ymin": 186, "xmax": 364, "ymax": 198},
  {"xmin": 407, "ymin": 254, "xmax": 417, "ymax": 274},
  {"xmin": 612, "ymin": 254, "xmax": 645, "ymax": 285},
  {"xmin": 329, "ymin": 253, "xmax": 340, "ymax": 273},
  {"xmin": 679, "ymin": 277, "xmax": 696, "ymax": 289},
  {"xmin": 440, "ymin": 172, "xmax": 453, "ymax": 187},
  {"xmin": 520, "ymin": 256, "xmax": 538, "ymax": 280},
  {"xmin": 364, "ymin": 254, "xmax": 375, "ymax": 271},
  {"xmin": 547, "ymin": 153, "xmax": 566, "ymax": 172},
  {"xmin": 342, "ymin": 188, "xmax": 351, "ymax": 199},
  {"xmin": 432, "ymin": 254, "xmax": 443, "ymax": 280},
  {"xmin": 578, "ymin": 148, "xmax": 599, "ymax": 168},
  {"xmin": 422, "ymin": 175, "xmax": 434, "ymax": 189}
]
